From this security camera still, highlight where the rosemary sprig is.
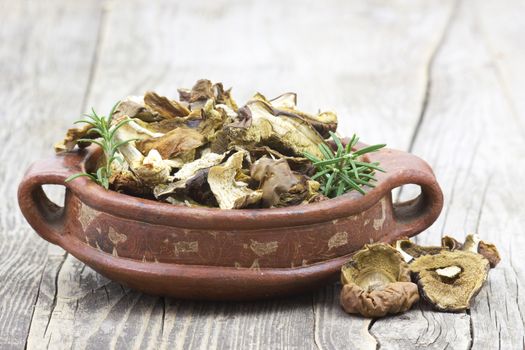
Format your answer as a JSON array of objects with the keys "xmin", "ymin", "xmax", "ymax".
[
  {"xmin": 304, "ymin": 132, "xmax": 386, "ymax": 197},
  {"xmin": 65, "ymin": 102, "xmax": 134, "ymax": 190}
]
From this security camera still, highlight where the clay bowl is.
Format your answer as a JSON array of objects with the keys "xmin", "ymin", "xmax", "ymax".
[{"xmin": 18, "ymin": 143, "xmax": 443, "ymax": 300}]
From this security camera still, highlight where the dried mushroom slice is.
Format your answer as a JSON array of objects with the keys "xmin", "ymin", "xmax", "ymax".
[
  {"xmin": 227, "ymin": 100, "xmax": 326, "ymax": 159},
  {"xmin": 54, "ymin": 123, "xmax": 96, "ymax": 153},
  {"xmin": 250, "ymin": 157, "xmax": 316, "ymax": 208},
  {"xmin": 269, "ymin": 92, "xmax": 297, "ymax": 109},
  {"xmin": 154, "ymin": 152, "xmax": 227, "ymax": 201},
  {"xmin": 112, "ymin": 126, "xmax": 172, "ymax": 188},
  {"xmin": 410, "ymin": 250, "xmax": 489, "ymax": 312},
  {"xmin": 114, "ymin": 96, "xmax": 161, "ymax": 122},
  {"xmin": 197, "ymin": 99, "xmax": 228, "ymax": 140},
  {"xmin": 441, "ymin": 236, "xmax": 463, "ymax": 251},
  {"xmin": 249, "ymin": 146, "xmax": 314, "ymax": 175},
  {"xmin": 340, "ymin": 244, "xmax": 419, "ymax": 318},
  {"xmin": 255, "ymin": 92, "xmax": 338, "ymax": 137},
  {"xmin": 136, "ymin": 127, "xmax": 205, "ymax": 160},
  {"xmin": 208, "ymin": 151, "xmax": 262, "ymax": 209},
  {"xmin": 111, "ymin": 115, "xmax": 164, "ymax": 141},
  {"xmin": 144, "ymin": 91, "xmax": 190, "ymax": 119},
  {"xmin": 131, "ymin": 149, "xmax": 172, "ymax": 187},
  {"xmin": 463, "ymin": 234, "xmax": 500, "ymax": 268},
  {"xmin": 109, "ymin": 158, "xmax": 148, "ymax": 195},
  {"xmin": 213, "ymin": 82, "xmax": 238, "ymax": 111},
  {"xmin": 189, "ymin": 79, "xmax": 214, "ymax": 103},
  {"xmin": 477, "ymin": 241, "xmax": 500, "ymax": 268},
  {"xmin": 394, "ymin": 239, "xmax": 444, "ymax": 262}
]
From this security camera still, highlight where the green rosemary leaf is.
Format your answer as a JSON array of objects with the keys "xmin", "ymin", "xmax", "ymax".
[
  {"xmin": 303, "ymin": 151, "xmax": 321, "ymax": 163},
  {"xmin": 347, "ymin": 157, "xmax": 360, "ymax": 179},
  {"xmin": 113, "ymin": 138, "xmax": 138, "ymax": 150},
  {"xmin": 74, "ymin": 120, "xmax": 97, "ymax": 127},
  {"xmin": 109, "ymin": 118, "xmax": 134, "ymax": 140},
  {"xmin": 353, "ymin": 161, "xmax": 386, "ymax": 172},
  {"xmin": 339, "ymin": 172, "xmax": 366, "ymax": 195},
  {"xmin": 310, "ymin": 154, "xmax": 353, "ymax": 167},
  {"xmin": 308, "ymin": 133, "xmax": 386, "ymax": 198},
  {"xmin": 329, "ymin": 131, "xmax": 344, "ymax": 157},
  {"xmin": 352, "ymin": 144, "xmax": 386, "ymax": 157},
  {"xmin": 324, "ymin": 171, "xmax": 337, "ymax": 196},
  {"xmin": 65, "ymin": 172, "xmax": 96, "ymax": 182},
  {"xmin": 310, "ymin": 168, "xmax": 332, "ymax": 180},
  {"xmin": 318, "ymin": 143, "xmax": 334, "ymax": 160},
  {"xmin": 77, "ymin": 138, "xmax": 104, "ymax": 148},
  {"xmin": 336, "ymin": 182, "xmax": 345, "ymax": 197},
  {"xmin": 351, "ymin": 135, "xmax": 359, "ymax": 147},
  {"xmin": 107, "ymin": 101, "xmax": 121, "ymax": 124},
  {"xmin": 66, "ymin": 102, "xmax": 134, "ymax": 190},
  {"xmin": 352, "ymin": 177, "xmax": 376, "ymax": 187}
]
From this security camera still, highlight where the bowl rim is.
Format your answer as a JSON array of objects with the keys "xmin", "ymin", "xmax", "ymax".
[{"xmin": 56, "ymin": 145, "xmax": 438, "ymax": 230}]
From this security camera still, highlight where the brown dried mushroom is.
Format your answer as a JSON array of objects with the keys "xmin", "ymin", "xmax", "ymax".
[
  {"xmin": 463, "ymin": 234, "xmax": 501, "ymax": 268},
  {"xmin": 410, "ymin": 250, "xmax": 489, "ymax": 312},
  {"xmin": 396, "ymin": 234, "xmax": 498, "ymax": 312},
  {"xmin": 136, "ymin": 128, "xmax": 205, "ymax": 160},
  {"xmin": 207, "ymin": 151, "xmax": 262, "ymax": 209},
  {"xmin": 54, "ymin": 123, "xmax": 96, "ymax": 153},
  {"xmin": 226, "ymin": 99, "xmax": 327, "ymax": 159},
  {"xmin": 250, "ymin": 157, "xmax": 318, "ymax": 207},
  {"xmin": 340, "ymin": 243, "xmax": 419, "ymax": 318}
]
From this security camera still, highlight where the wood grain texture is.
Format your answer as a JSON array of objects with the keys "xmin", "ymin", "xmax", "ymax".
[
  {"xmin": 0, "ymin": 0, "xmax": 103, "ymax": 348},
  {"xmin": 4, "ymin": 0, "xmax": 523, "ymax": 348}
]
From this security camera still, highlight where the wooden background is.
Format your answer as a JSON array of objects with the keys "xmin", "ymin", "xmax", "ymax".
[{"xmin": 1, "ymin": 0, "xmax": 524, "ymax": 349}]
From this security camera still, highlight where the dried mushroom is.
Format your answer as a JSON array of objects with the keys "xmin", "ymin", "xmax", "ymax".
[
  {"xmin": 254, "ymin": 92, "xmax": 338, "ymax": 138},
  {"xmin": 410, "ymin": 250, "xmax": 489, "ymax": 312},
  {"xmin": 153, "ymin": 152, "xmax": 226, "ymax": 202},
  {"xmin": 144, "ymin": 91, "xmax": 190, "ymax": 119},
  {"xmin": 136, "ymin": 128, "xmax": 205, "ymax": 160},
  {"xmin": 396, "ymin": 234, "xmax": 499, "ymax": 312},
  {"xmin": 60, "ymin": 79, "xmax": 384, "ymax": 209},
  {"xmin": 250, "ymin": 157, "xmax": 318, "ymax": 207},
  {"xmin": 394, "ymin": 239, "xmax": 444, "ymax": 262},
  {"xmin": 208, "ymin": 151, "xmax": 262, "ymax": 209},
  {"xmin": 463, "ymin": 234, "xmax": 501, "ymax": 268},
  {"xmin": 55, "ymin": 123, "xmax": 96, "ymax": 153},
  {"xmin": 340, "ymin": 244, "xmax": 419, "ymax": 318},
  {"xmin": 227, "ymin": 99, "xmax": 326, "ymax": 158},
  {"xmin": 113, "ymin": 96, "xmax": 161, "ymax": 122}
]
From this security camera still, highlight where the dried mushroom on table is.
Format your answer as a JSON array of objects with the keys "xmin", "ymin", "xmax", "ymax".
[
  {"xmin": 340, "ymin": 243, "xmax": 420, "ymax": 318},
  {"xmin": 341, "ymin": 235, "xmax": 500, "ymax": 317},
  {"xmin": 58, "ymin": 79, "xmax": 387, "ymax": 209}
]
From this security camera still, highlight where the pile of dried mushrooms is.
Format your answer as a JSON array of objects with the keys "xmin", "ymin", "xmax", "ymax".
[
  {"xmin": 340, "ymin": 234, "xmax": 500, "ymax": 318},
  {"xmin": 56, "ymin": 79, "xmax": 343, "ymax": 209}
]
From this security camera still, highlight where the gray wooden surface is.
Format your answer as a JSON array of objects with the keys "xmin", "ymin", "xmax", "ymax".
[{"xmin": 1, "ymin": 0, "xmax": 524, "ymax": 349}]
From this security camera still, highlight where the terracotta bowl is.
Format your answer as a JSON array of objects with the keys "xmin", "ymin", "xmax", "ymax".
[{"xmin": 18, "ymin": 144, "xmax": 443, "ymax": 300}]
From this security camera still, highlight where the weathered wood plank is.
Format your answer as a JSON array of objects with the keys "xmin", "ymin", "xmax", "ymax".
[
  {"xmin": 372, "ymin": 0, "xmax": 525, "ymax": 348},
  {"xmin": 0, "ymin": 0, "xmax": 103, "ymax": 348},
  {"xmin": 476, "ymin": 0, "xmax": 525, "ymax": 134}
]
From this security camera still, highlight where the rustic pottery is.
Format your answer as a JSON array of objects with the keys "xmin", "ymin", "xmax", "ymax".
[{"xmin": 18, "ymin": 143, "xmax": 443, "ymax": 300}]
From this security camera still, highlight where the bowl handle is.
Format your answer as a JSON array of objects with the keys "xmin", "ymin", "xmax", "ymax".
[
  {"xmin": 366, "ymin": 147, "xmax": 444, "ymax": 240},
  {"xmin": 17, "ymin": 151, "xmax": 84, "ymax": 245}
]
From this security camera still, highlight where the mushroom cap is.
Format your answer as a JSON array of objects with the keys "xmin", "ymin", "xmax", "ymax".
[
  {"xmin": 340, "ymin": 282, "xmax": 419, "ymax": 318},
  {"xmin": 410, "ymin": 250, "xmax": 490, "ymax": 312},
  {"xmin": 478, "ymin": 241, "xmax": 501, "ymax": 268},
  {"xmin": 395, "ymin": 239, "xmax": 444, "ymax": 261},
  {"xmin": 340, "ymin": 243, "xmax": 419, "ymax": 317}
]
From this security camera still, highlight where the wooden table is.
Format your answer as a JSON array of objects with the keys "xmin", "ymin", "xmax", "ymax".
[{"xmin": 2, "ymin": 0, "xmax": 524, "ymax": 348}]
